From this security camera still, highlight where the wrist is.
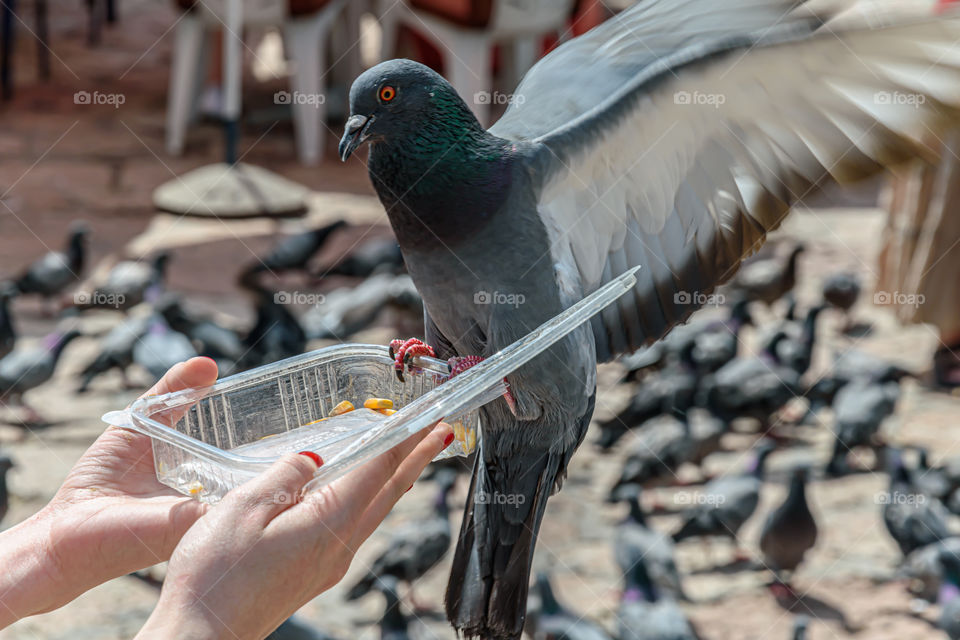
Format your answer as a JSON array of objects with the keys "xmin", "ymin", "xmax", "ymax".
[
  {"xmin": 0, "ymin": 508, "xmax": 66, "ymax": 628},
  {"xmin": 136, "ymin": 596, "xmax": 231, "ymax": 640}
]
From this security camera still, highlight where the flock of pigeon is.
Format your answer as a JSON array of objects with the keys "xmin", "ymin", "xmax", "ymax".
[
  {"xmin": 2, "ymin": 222, "xmax": 960, "ymax": 638},
  {"xmin": 0, "ymin": 219, "xmax": 418, "ymax": 426}
]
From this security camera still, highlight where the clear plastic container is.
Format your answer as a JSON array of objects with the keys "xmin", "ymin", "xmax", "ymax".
[{"xmin": 103, "ymin": 266, "xmax": 640, "ymax": 502}]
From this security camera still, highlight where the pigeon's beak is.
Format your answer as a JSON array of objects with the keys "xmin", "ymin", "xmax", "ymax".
[{"xmin": 339, "ymin": 115, "xmax": 371, "ymax": 161}]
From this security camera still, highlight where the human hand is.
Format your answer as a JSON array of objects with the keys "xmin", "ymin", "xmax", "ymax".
[
  {"xmin": 0, "ymin": 357, "xmax": 218, "ymax": 626},
  {"xmin": 136, "ymin": 420, "xmax": 454, "ymax": 639}
]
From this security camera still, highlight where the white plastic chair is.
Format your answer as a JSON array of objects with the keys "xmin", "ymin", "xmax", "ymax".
[
  {"xmin": 377, "ymin": 0, "xmax": 575, "ymax": 125},
  {"xmin": 165, "ymin": 0, "xmax": 348, "ymax": 166}
]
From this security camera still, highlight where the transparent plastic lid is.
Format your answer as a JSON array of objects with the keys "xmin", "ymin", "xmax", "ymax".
[{"xmin": 104, "ymin": 266, "xmax": 640, "ymax": 496}]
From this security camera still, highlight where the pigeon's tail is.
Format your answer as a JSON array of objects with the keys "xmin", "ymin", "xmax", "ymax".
[
  {"xmin": 344, "ymin": 572, "xmax": 376, "ymax": 601},
  {"xmin": 445, "ymin": 448, "xmax": 563, "ymax": 640},
  {"xmin": 671, "ymin": 513, "xmax": 716, "ymax": 543}
]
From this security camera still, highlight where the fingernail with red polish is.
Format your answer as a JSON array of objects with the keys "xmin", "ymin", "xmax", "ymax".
[
  {"xmin": 298, "ymin": 451, "xmax": 323, "ymax": 467},
  {"xmin": 405, "ymin": 484, "xmax": 414, "ymax": 493},
  {"xmin": 443, "ymin": 433, "xmax": 455, "ymax": 448}
]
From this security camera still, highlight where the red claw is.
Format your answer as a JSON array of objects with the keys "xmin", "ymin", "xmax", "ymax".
[{"xmin": 389, "ymin": 338, "xmax": 436, "ymax": 382}]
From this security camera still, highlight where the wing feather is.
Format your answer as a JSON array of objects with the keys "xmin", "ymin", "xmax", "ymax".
[{"xmin": 506, "ymin": 11, "xmax": 960, "ymax": 359}]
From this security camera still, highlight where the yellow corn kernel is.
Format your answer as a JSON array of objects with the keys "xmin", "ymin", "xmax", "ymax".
[
  {"xmin": 330, "ymin": 400, "xmax": 355, "ymax": 416},
  {"xmin": 187, "ymin": 481, "xmax": 204, "ymax": 496},
  {"xmin": 378, "ymin": 408, "xmax": 397, "ymax": 416},
  {"xmin": 467, "ymin": 428, "xmax": 476, "ymax": 453},
  {"xmin": 364, "ymin": 397, "xmax": 394, "ymax": 410},
  {"xmin": 302, "ymin": 418, "xmax": 328, "ymax": 426},
  {"xmin": 454, "ymin": 422, "xmax": 465, "ymax": 443}
]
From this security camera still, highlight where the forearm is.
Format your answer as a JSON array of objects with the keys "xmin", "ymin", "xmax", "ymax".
[{"xmin": 0, "ymin": 510, "xmax": 64, "ymax": 628}]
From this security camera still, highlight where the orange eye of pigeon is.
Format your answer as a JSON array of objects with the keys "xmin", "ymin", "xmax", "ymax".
[{"xmin": 379, "ymin": 86, "xmax": 396, "ymax": 103}]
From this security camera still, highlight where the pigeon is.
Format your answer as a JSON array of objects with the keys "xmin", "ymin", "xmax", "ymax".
[
  {"xmin": 132, "ymin": 317, "xmax": 198, "ymax": 383},
  {"xmin": 759, "ymin": 467, "xmax": 818, "ymax": 594},
  {"xmin": 0, "ymin": 283, "xmax": 18, "ymax": 361},
  {"xmin": 339, "ymin": 1, "xmax": 960, "ymax": 635},
  {"xmin": 0, "ymin": 453, "xmax": 14, "ymax": 524},
  {"xmin": 672, "ymin": 442, "xmax": 775, "ymax": 555},
  {"xmin": 806, "ymin": 349, "xmax": 911, "ymax": 413},
  {"xmin": 373, "ymin": 575, "xmax": 412, "ymax": 640},
  {"xmin": 791, "ymin": 615, "xmax": 809, "ymax": 640},
  {"xmin": 729, "ymin": 244, "xmax": 805, "ymax": 308},
  {"xmin": 900, "ymin": 537, "xmax": 960, "ymax": 603},
  {"xmin": 882, "ymin": 450, "xmax": 952, "ymax": 556},
  {"xmin": 302, "ymin": 273, "xmax": 422, "ymax": 341},
  {"xmin": 909, "ymin": 447, "xmax": 955, "ymax": 503},
  {"xmin": 609, "ymin": 484, "xmax": 685, "ymax": 600},
  {"xmin": 238, "ymin": 284, "xmax": 307, "ymax": 369},
  {"xmin": 763, "ymin": 304, "xmax": 826, "ymax": 376},
  {"xmin": 240, "ymin": 219, "xmax": 347, "ymax": 284},
  {"xmin": 156, "ymin": 295, "xmax": 244, "ymax": 365},
  {"xmin": 690, "ymin": 298, "xmax": 753, "ymax": 375},
  {"xmin": 346, "ymin": 469, "xmax": 456, "ymax": 607},
  {"xmin": 939, "ymin": 549, "xmax": 960, "ymax": 640},
  {"xmin": 525, "ymin": 573, "xmax": 613, "ymax": 640},
  {"xmin": 327, "ymin": 235, "xmax": 405, "ymax": 278},
  {"xmin": 610, "ymin": 415, "xmax": 694, "ymax": 494},
  {"xmin": 0, "ymin": 329, "xmax": 81, "ymax": 423},
  {"xmin": 617, "ymin": 561, "xmax": 696, "ymax": 640},
  {"xmin": 14, "ymin": 221, "xmax": 89, "ymax": 307},
  {"xmin": 79, "ymin": 252, "xmax": 170, "ymax": 311},
  {"xmin": 825, "ymin": 379, "xmax": 900, "ymax": 476},
  {"xmin": 595, "ymin": 344, "xmax": 698, "ymax": 452},
  {"xmin": 76, "ymin": 313, "xmax": 151, "ymax": 393},
  {"xmin": 821, "ymin": 271, "xmax": 860, "ymax": 330},
  {"xmin": 700, "ymin": 339, "xmax": 802, "ymax": 430}
]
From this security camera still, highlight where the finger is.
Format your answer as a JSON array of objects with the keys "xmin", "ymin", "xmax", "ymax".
[
  {"xmin": 327, "ymin": 420, "xmax": 443, "ymax": 513},
  {"xmin": 223, "ymin": 452, "xmax": 321, "ymax": 527},
  {"xmin": 142, "ymin": 356, "xmax": 219, "ymax": 398},
  {"xmin": 351, "ymin": 422, "xmax": 454, "ymax": 546},
  {"xmin": 127, "ymin": 357, "xmax": 219, "ymax": 430}
]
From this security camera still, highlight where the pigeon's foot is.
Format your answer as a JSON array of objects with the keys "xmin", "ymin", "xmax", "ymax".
[
  {"xmin": 732, "ymin": 547, "xmax": 753, "ymax": 564},
  {"xmin": 388, "ymin": 338, "xmax": 436, "ymax": 383},
  {"xmin": 768, "ymin": 580, "xmax": 800, "ymax": 602},
  {"xmin": 447, "ymin": 355, "xmax": 517, "ymax": 416}
]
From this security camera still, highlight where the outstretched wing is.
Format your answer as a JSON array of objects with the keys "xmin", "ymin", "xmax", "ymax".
[{"xmin": 491, "ymin": 0, "xmax": 960, "ymax": 361}]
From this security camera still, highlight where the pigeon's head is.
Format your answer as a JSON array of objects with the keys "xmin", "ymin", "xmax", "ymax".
[{"xmin": 339, "ymin": 59, "xmax": 477, "ymax": 161}]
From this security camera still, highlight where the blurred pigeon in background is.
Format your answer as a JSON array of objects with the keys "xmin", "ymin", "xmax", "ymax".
[{"xmin": 14, "ymin": 221, "xmax": 89, "ymax": 311}]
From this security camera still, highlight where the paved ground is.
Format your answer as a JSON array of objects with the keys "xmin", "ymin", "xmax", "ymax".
[{"xmin": 2, "ymin": 2, "xmax": 960, "ymax": 639}]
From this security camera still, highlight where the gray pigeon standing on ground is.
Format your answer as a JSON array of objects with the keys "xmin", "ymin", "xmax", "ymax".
[
  {"xmin": 759, "ymin": 466, "xmax": 818, "ymax": 595},
  {"xmin": 14, "ymin": 221, "xmax": 89, "ymax": 308},
  {"xmin": 339, "ymin": 1, "xmax": 960, "ymax": 636},
  {"xmin": 0, "ymin": 329, "xmax": 81, "ymax": 424}
]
